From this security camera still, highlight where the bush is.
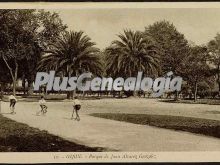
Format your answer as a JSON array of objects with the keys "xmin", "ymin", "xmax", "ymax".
[
  {"xmin": 197, "ymin": 91, "xmax": 211, "ymax": 99},
  {"xmin": 210, "ymin": 91, "xmax": 219, "ymax": 98}
]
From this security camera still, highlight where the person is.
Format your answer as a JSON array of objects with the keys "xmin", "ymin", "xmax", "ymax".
[
  {"xmin": 71, "ymin": 96, "xmax": 81, "ymax": 121},
  {"xmin": 37, "ymin": 96, "xmax": 48, "ymax": 115},
  {"xmin": 9, "ymin": 94, "xmax": 17, "ymax": 114}
]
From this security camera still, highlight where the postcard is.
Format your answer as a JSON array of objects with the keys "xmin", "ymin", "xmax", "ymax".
[{"xmin": 0, "ymin": 2, "xmax": 220, "ymax": 163}]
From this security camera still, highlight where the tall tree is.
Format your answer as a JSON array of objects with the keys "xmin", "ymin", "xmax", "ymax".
[
  {"xmin": 38, "ymin": 31, "xmax": 103, "ymax": 98},
  {"xmin": 105, "ymin": 30, "xmax": 160, "ymax": 78},
  {"xmin": 23, "ymin": 10, "xmax": 67, "ymax": 95},
  {"xmin": 182, "ymin": 46, "xmax": 211, "ymax": 101},
  {"xmin": 0, "ymin": 10, "xmax": 67, "ymax": 95},
  {"xmin": 0, "ymin": 59, "xmax": 11, "ymax": 96},
  {"xmin": 207, "ymin": 33, "xmax": 220, "ymax": 96},
  {"xmin": 144, "ymin": 20, "xmax": 190, "ymax": 76},
  {"xmin": 0, "ymin": 10, "xmax": 34, "ymax": 95}
]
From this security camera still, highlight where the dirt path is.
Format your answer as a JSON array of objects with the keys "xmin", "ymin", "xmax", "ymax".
[{"xmin": 1, "ymin": 100, "xmax": 220, "ymax": 151}]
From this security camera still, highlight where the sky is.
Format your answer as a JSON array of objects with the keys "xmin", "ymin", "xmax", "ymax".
[{"xmin": 50, "ymin": 8, "xmax": 220, "ymax": 50}]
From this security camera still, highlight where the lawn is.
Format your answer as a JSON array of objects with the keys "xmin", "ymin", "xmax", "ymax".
[
  {"xmin": 91, "ymin": 113, "xmax": 220, "ymax": 138},
  {"xmin": 0, "ymin": 114, "xmax": 103, "ymax": 152},
  {"xmin": 160, "ymin": 99, "xmax": 220, "ymax": 105}
]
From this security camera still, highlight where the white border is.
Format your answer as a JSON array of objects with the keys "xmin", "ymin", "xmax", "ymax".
[
  {"xmin": 1, "ymin": 2, "xmax": 220, "ymax": 9},
  {"xmin": 0, "ymin": 152, "xmax": 220, "ymax": 163},
  {"xmin": 0, "ymin": 2, "xmax": 220, "ymax": 163}
]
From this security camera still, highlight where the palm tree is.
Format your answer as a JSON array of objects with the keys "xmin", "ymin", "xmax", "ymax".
[
  {"xmin": 105, "ymin": 30, "xmax": 160, "ymax": 78},
  {"xmin": 105, "ymin": 30, "xmax": 160, "ymax": 97},
  {"xmin": 38, "ymin": 31, "xmax": 103, "ymax": 98}
]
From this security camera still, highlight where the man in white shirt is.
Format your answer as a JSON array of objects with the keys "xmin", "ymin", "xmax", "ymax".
[
  {"xmin": 9, "ymin": 94, "xmax": 17, "ymax": 114},
  {"xmin": 37, "ymin": 96, "xmax": 48, "ymax": 115},
  {"xmin": 71, "ymin": 96, "xmax": 81, "ymax": 121}
]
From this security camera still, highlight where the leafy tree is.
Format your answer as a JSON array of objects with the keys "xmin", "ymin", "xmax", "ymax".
[
  {"xmin": 23, "ymin": 10, "xmax": 67, "ymax": 95},
  {"xmin": 0, "ymin": 10, "xmax": 67, "ymax": 95},
  {"xmin": 182, "ymin": 46, "xmax": 211, "ymax": 101},
  {"xmin": 207, "ymin": 33, "xmax": 220, "ymax": 96},
  {"xmin": 144, "ymin": 20, "xmax": 190, "ymax": 75},
  {"xmin": 196, "ymin": 81, "xmax": 215, "ymax": 99},
  {"xmin": 0, "ymin": 59, "xmax": 11, "ymax": 96},
  {"xmin": 105, "ymin": 30, "xmax": 160, "ymax": 78},
  {"xmin": 0, "ymin": 10, "xmax": 33, "ymax": 95},
  {"xmin": 38, "ymin": 31, "xmax": 103, "ymax": 98}
]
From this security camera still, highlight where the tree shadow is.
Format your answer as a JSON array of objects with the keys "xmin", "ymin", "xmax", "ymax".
[
  {"xmin": 0, "ymin": 112, "xmax": 12, "ymax": 115},
  {"xmin": 203, "ymin": 111, "xmax": 220, "ymax": 114}
]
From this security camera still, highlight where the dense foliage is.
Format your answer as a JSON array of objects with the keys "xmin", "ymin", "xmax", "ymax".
[{"xmin": 0, "ymin": 10, "xmax": 219, "ymax": 100}]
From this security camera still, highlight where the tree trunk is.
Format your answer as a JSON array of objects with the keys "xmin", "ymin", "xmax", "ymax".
[
  {"xmin": 45, "ymin": 87, "xmax": 48, "ymax": 95},
  {"xmin": 13, "ymin": 60, "xmax": 18, "ymax": 96},
  {"xmin": 66, "ymin": 70, "xmax": 75, "ymax": 99},
  {"xmin": 27, "ymin": 74, "xmax": 36, "ymax": 96},
  {"xmin": 194, "ymin": 81, "xmax": 198, "ymax": 102},
  {"xmin": 174, "ymin": 91, "xmax": 179, "ymax": 101},
  {"xmin": 0, "ymin": 83, "xmax": 3, "ymax": 98},
  {"xmin": 72, "ymin": 90, "xmax": 75, "ymax": 99},
  {"xmin": 113, "ymin": 91, "xmax": 116, "ymax": 98},
  {"xmin": 67, "ymin": 92, "xmax": 71, "ymax": 99},
  {"xmin": 22, "ymin": 74, "xmax": 26, "ymax": 95},
  {"xmin": 0, "ymin": 83, "xmax": 4, "ymax": 113},
  {"xmin": 27, "ymin": 81, "xmax": 34, "ymax": 96},
  {"xmin": 2, "ymin": 56, "xmax": 17, "ymax": 95},
  {"xmin": 72, "ymin": 70, "xmax": 78, "ymax": 99},
  {"xmin": 83, "ymin": 91, "xmax": 86, "ymax": 99},
  {"xmin": 12, "ymin": 80, "xmax": 16, "ymax": 96}
]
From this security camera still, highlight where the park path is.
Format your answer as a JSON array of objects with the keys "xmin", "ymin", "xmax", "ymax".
[{"xmin": 1, "ymin": 101, "xmax": 220, "ymax": 151}]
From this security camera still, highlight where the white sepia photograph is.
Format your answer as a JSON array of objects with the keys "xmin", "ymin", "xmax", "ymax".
[{"xmin": 0, "ymin": 2, "xmax": 220, "ymax": 163}]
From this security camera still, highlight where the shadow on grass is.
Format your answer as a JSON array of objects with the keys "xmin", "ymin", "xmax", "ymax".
[
  {"xmin": 91, "ymin": 113, "xmax": 220, "ymax": 139},
  {"xmin": 0, "ymin": 115, "xmax": 105, "ymax": 152},
  {"xmin": 0, "ymin": 112, "xmax": 12, "ymax": 115},
  {"xmin": 202, "ymin": 111, "xmax": 220, "ymax": 114},
  {"xmin": 159, "ymin": 99, "xmax": 220, "ymax": 105}
]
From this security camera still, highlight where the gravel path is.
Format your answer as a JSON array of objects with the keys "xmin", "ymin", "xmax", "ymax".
[{"xmin": 1, "ymin": 99, "xmax": 220, "ymax": 151}]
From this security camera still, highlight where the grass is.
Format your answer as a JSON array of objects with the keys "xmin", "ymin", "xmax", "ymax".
[
  {"xmin": 91, "ymin": 113, "xmax": 220, "ymax": 138},
  {"xmin": 0, "ymin": 114, "xmax": 104, "ymax": 152},
  {"xmin": 160, "ymin": 99, "xmax": 220, "ymax": 105}
]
